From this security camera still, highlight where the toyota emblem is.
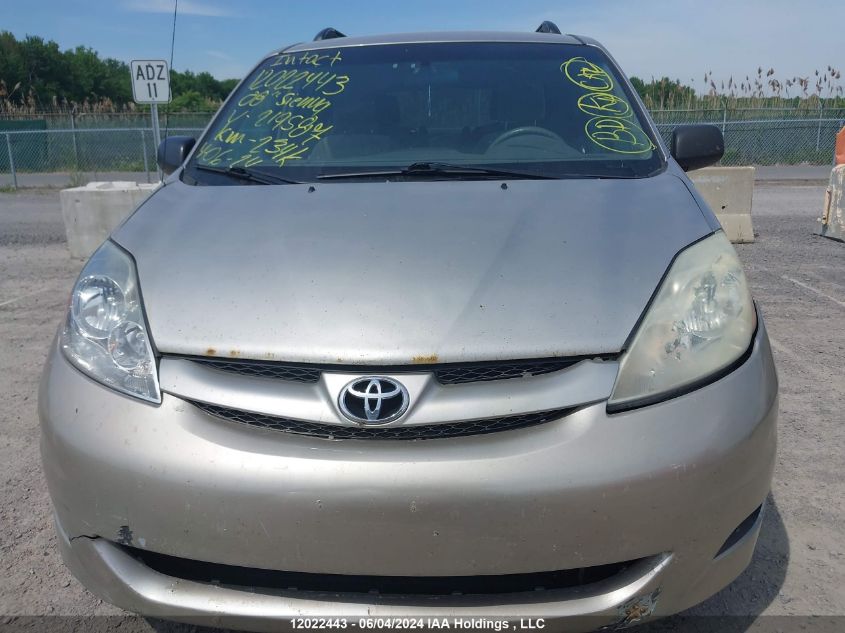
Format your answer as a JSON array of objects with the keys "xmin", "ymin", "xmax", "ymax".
[{"xmin": 338, "ymin": 377, "xmax": 410, "ymax": 425}]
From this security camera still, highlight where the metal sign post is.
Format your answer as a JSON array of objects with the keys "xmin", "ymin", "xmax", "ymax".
[
  {"xmin": 130, "ymin": 60, "xmax": 171, "ymax": 180},
  {"xmin": 150, "ymin": 103, "xmax": 162, "ymax": 150}
]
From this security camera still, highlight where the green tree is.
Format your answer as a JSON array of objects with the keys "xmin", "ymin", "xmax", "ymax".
[
  {"xmin": 630, "ymin": 76, "xmax": 696, "ymax": 109},
  {"xmin": 0, "ymin": 30, "xmax": 237, "ymax": 111},
  {"xmin": 169, "ymin": 90, "xmax": 212, "ymax": 112},
  {"xmin": 18, "ymin": 35, "xmax": 68, "ymax": 106}
]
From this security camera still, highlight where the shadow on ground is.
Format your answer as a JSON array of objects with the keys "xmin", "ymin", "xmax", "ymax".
[{"xmin": 640, "ymin": 492, "xmax": 790, "ymax": 632}]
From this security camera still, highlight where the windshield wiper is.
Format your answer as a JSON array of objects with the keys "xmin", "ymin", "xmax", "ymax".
[
  {"xmin": 193, "ymin": 164, "xmax": 301, "ymax": 185},
  {"xmin": 318, "ymin": 162, "xmax": 557, "ymax": 181}
]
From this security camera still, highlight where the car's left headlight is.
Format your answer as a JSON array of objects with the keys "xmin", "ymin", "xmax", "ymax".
[
  {"xmin": 608, "ymin": 231, "xmax": 756, "ymax": 410},
  {"xmin": 60, "ymin": 241, "xmax": 160, "ymax": 403}
]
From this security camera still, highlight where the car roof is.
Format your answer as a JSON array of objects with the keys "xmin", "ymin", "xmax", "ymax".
[{"xmin": 272, "ymin": 31, "xmax": 602, "ymax": 56}]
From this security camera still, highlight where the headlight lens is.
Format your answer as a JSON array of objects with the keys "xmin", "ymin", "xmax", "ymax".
[
  {"xmin": 71, "ymin": 275, "xmax": 126, "ymax": 338},
  {"xmin": 60, "ymin": 241, "xmax": 160, "ymax": 403},
  {"xmin": 608, "ymin": 231, "xmax": 755, "ymax": 409}
]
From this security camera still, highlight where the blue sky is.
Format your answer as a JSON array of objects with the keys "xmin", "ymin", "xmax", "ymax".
[{"xmin": 5, "ymin": 0, "xmax": 843, "ymax": 91}]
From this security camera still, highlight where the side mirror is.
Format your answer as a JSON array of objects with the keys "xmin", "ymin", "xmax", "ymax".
[
  {"xmin": 670, "ymin": 125, "xmax": 724, "ymax": 171},
  {"xmin": 156, "ymin": 136, "xmax": 196, "ymax": 175}
]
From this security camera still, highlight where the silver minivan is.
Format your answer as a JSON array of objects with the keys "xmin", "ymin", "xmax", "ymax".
[{"xmin": 40, "ymin": 24, "xmax": 778, "ymax": 631}]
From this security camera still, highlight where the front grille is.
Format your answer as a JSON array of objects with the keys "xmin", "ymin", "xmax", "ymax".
[
  {"xmin": 189, "ymin": 357, "xmax": 321, "ymax": 383},
  {"xmin": 190, "ymin": 400, "xmax": 575, "ymax": 441},
  {"xmin": 119, "ymin": 544, "xmax": 645, "ymax": 596},
  {"xmin": 434, "ymin": 359, "xmax": 580, "ymax": 384},
  {"xmin": 185, "ymin": 356, "xmax": 596, "ymax": 386}
]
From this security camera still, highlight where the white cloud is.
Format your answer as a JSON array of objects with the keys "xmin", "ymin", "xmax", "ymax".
[
  {"xmin": 205, "ymin": 49, "xmax": 233, "ymax": 61},
  {"xmin": 124, "ymin": 0, "xmax": 231, "ymax": 17}
]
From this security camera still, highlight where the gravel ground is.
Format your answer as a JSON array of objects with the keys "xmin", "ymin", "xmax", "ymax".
[{"xmin": 0, "ymin": 183, "xmax": 843, "ymax": 631}]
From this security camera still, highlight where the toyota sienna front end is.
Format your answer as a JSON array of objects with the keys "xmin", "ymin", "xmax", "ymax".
[{"xmin": 40, "ymin": 27, "xmax": 778, "ymax": 631}]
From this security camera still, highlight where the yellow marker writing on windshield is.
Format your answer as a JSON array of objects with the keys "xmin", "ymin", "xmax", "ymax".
[
  {"xmin": 213, "ymin": 110, "xmax": 250, "ymax": 144},
  {"xmin": 577, "ymin": 92, "xmax": 631, "ymax": 118},
  {"xmin": 585, "ymin": 117, "xmax": 654, "ymax": 154},
  {"xmin": 562, "ymin": 56, "xmax": 653, "ymax": 154},
  {"xmin": 562, "ymin": 57, "xmax": 613, "ymax": 92}
]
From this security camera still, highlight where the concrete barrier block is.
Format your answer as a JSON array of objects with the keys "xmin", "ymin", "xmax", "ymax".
[
  {"xmin": 819, "ymin": 165, "xmax": 845, "ymax": 242},
  {"xmin": 60, "ymin": 181, "xmax": 159, "ymax": 259},
  {"xmin": 688, "ymin": 166, "xmax": 755, "ymax": 243}
]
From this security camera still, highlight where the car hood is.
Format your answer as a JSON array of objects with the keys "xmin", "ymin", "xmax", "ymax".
[{"xmin": 113, "ymin": 174, "xmax": 711, "ymax": 364}]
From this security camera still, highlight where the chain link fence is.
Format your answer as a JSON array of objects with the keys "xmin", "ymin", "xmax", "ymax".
[
  {"xmin": 654, "ymin": 118, "xmax": 845, "ymax": 166},
  {"xmin": 1, "ymin": 109, "xmax": 844, "ymax": 188},
  {"xmin": 1, "ymin": 127, "xmax": 203, "ymax": 187}
]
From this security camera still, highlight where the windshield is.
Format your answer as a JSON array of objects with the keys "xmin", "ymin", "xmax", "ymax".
[{"xmin": 184, "ymin": 42, "xmax": 663, "ymax": 184}]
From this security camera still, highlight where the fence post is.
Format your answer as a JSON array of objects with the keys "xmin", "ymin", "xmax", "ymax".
[
  {"xmin": 816, "ymin": 102, "xmax": 823, "ymax": 152},
  {"xmin": 71, "ymin": 111, "xmax": 80, "ymax": 171},
  {"xmin": 140, "ymin": 130, "xmax": 150, "ymax": 183},
  {"xmin": 5, "ymin": 133, "xmax": 17, "ymax": 190},
  {"xmin": 721, "ymin": 99, "xmax": 727, "ymax": 134}
]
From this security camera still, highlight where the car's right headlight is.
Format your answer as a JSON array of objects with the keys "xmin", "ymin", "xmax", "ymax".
[
  {"xmin": 608, "ymin": 231, "xmax": 756, "ymax": 410},
  {"xmin": 59, "ymin": 241, "xmax": 160, "ymax": 403}
]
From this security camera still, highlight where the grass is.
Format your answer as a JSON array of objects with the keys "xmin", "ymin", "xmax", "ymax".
[{"xmin": 67, "ymin": 171, "xmax": 86, "ymax": 187}]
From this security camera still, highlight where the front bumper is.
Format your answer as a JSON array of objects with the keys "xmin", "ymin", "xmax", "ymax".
[{"xmin": 40, "ymin": 321, "xmax": 777, "ymax": 630}]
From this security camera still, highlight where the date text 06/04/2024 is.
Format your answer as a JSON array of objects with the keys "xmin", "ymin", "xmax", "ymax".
[{"xmin": 290, "ymin": 618, "xmax": 547, "ymax": 630}]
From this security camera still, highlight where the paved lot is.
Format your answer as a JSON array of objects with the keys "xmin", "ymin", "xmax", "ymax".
[{"xmin": 0, "ymin": 183, "xmax": 843, "ymax": 631}]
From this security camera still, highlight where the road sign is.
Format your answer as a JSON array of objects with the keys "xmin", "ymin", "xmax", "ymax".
[
  {"xmin": 130, "ymin": 60, "xmax": 171, "ymax": 104},
  {"xmin": 130, "ymin": 60, "xmax": 170, "ymax": 180}
]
